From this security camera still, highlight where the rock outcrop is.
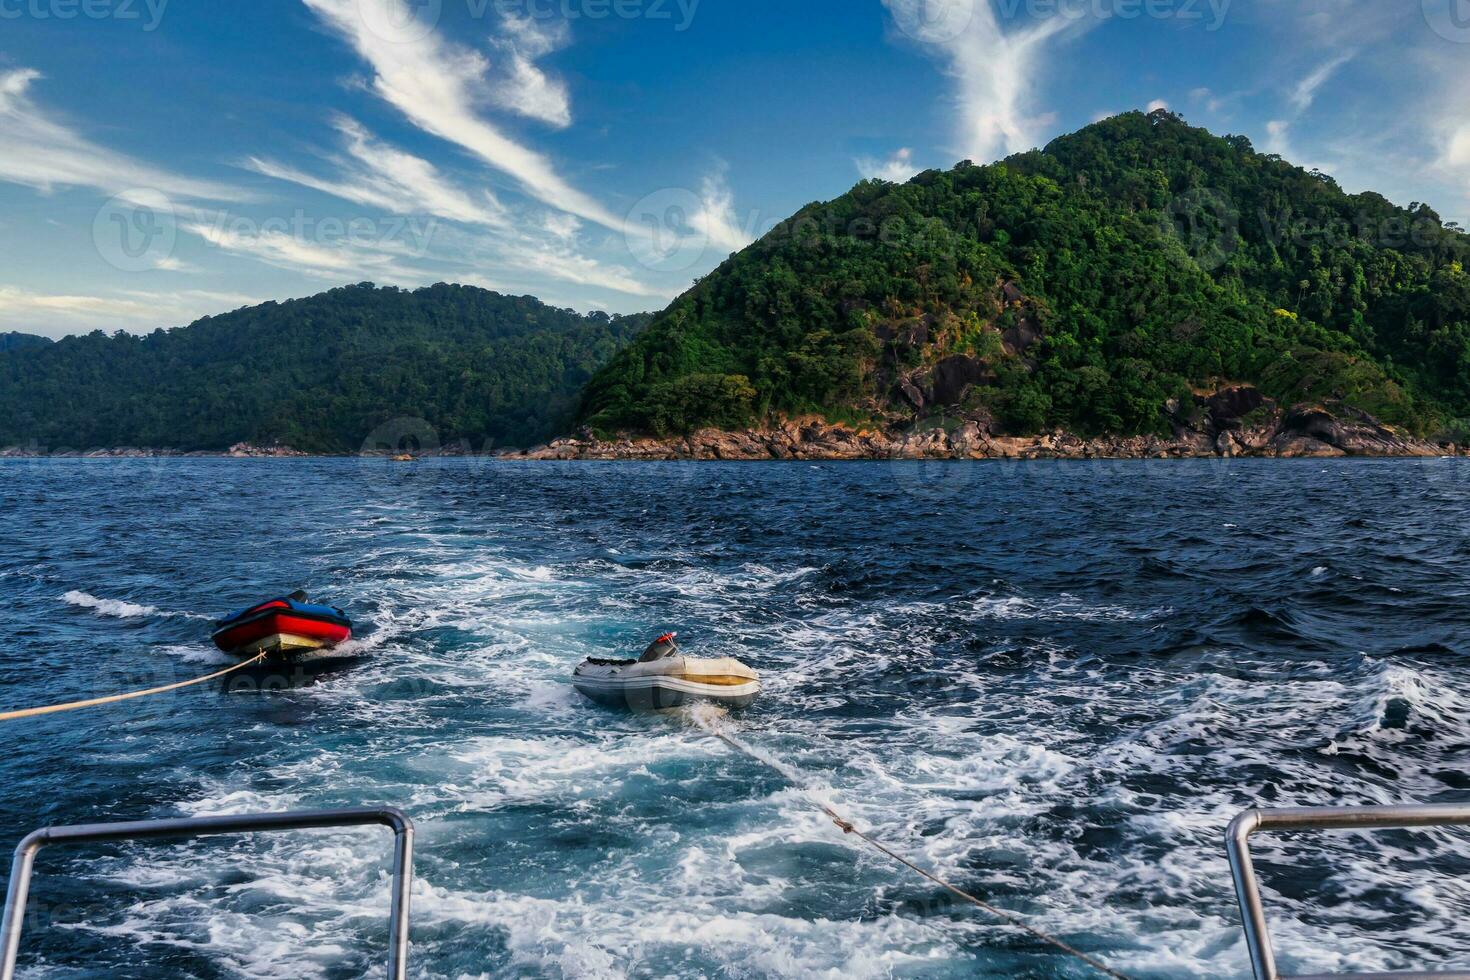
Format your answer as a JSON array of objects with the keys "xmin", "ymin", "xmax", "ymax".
[
  {"xmin": 225, "ymin": 443, "xmax": 308, "ymax": 457},
  {"xmin": 511, "ymin": 387, "xmax": 1448, "ymax": 461}
]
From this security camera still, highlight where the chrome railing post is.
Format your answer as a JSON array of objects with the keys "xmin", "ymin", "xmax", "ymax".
[
  {"xmin": 1228, "ymin": 809, "xmax": 1278, "ymax": 980},
  {"xmin": 0, "ymin": 807, "xmax": 413, "ymax": 980},
  {"xmin": 0, "ymin": 830, "xmax": 43, "ymax": 977},
  {"xmin": 386, "ymin": 809, "xmax": 414, "ymax": 980},
  {"xmin": 1225, "ymin": 803, "xmax": 1470, "ymax": 980}
]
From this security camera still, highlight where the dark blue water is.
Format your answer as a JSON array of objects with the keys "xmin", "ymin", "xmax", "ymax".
[{"xmin": 2, "ymin": 457, "xmax": 1469, "ymax": 978}]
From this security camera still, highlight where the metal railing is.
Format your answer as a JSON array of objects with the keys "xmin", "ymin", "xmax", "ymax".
[
  {"xmin": 1227, "ymin": 803, "xmax": 1470, "ymax": 980},
  {"xmin": 0, "ymin": 807, "xmax": 414, "ymax": 980}
]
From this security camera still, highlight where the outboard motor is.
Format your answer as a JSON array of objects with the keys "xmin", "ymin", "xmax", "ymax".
[{"xmin": 638, "ymin": 632, "xmax": 679, "ymax": 662}]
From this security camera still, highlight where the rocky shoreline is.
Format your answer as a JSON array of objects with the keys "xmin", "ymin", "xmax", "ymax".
[
  {"xmin": 4, "ymin": 392, "xmax": 1461, "ymax": 462},
  {"xmin": 0, "ymin": 442, "xmax": 310, "ymax": 459},
  {"xmin": 513, "ymin": 391, "xmax": 1456, "ymax": 461}
]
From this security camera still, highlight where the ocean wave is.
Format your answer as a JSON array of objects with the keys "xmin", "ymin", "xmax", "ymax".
[
  {"xmin": 967, "ymin": 592, "xmax": 1165, "ymax": 622},
  {"xmin": 12, "ymin": 460, "xmax": 1470, "ymax": 977},
  {"xmin": 60, "ymin": 590, "xmax": 209, "ymax": 620}
]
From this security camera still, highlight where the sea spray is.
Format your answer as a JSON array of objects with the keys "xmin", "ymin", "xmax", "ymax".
[
  {"xmin": 60, "ymin": 590, "xmax": 216, "ymax": 621},
  {"xmin": 682, "ymin": 703, "xmax": 839, "ymax": 807}
]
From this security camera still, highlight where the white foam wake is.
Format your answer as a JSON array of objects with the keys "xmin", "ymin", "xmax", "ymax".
[{"xmin": 60, "ymin": 590, "xmax": 209, "ymax": 620}]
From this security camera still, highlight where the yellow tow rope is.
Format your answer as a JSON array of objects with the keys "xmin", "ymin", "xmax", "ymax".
[{"xmin": 0, "ymin": 652, "xmax": 269, "ymax": 722}]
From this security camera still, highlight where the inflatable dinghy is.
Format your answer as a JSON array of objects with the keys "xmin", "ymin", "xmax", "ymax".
[
  {"xmin": 212, "ymin": 590, "xmax": 352, "ymax": 661},
  {"xmin": 573, "ymin": 633, "xmax": 760, "ymax": 711}
]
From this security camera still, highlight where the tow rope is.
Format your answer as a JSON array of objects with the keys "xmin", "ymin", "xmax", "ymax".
[
  {"xmin": 693, "ymin": 714, "xmax": 1132, "ymax": 980},
  {"xmin": 0, "ymin": 653, "xmax": 269, "ymax": 722}
]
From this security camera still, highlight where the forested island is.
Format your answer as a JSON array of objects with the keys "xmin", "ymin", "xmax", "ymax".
[
  {"xmin": 0, "ymin": 285, "xmax": 649, "ymax": 453},
  {"xmin": 4, "ymin": 111, "xmax": 1469, "ymax": 459},
  {"xmin": 571, "ymin": 111, "xmax": 1469, "ymax": 458}
]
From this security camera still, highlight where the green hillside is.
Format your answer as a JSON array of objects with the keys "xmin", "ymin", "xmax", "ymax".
[
  {"xmin": 0, "ymin": 332, "xmax": 50, "ymax": 354},
  {"xmin": 0, "ymin": 283, "xmax": 649, "ymax": 453},
  {"xmin": 579, "ymin": 110, "xmax": 1470, "ymax": 439}
]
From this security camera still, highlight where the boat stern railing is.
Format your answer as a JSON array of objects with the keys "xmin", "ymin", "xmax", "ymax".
[
  {"xmin": 0, "ymin": 806, "xmax": 413, "ymax": 980},
  {"xmin": 1227, "ymin": 803, "xmax": 1470, "ymax": 980}
]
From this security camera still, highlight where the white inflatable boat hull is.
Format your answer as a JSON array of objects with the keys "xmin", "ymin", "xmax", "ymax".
[{"xmin": 572, "ymin": 655, "xmax": 760, "ymax": 711}]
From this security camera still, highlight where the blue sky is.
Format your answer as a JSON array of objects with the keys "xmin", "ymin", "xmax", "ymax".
[{"xmin": 1, "ymin": 0, "xmax": 1467, "ymax": 338}]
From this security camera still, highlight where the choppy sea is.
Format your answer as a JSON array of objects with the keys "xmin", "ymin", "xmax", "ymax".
[{"xmin": 3, "ymin": 457, "xmax": 1469, "ymax": 978}]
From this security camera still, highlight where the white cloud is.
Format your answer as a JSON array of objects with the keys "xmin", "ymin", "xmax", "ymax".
[
  {"xmin": 856, "ymin": 147, "xmax": 921, "ymax": 182},
  {"xmin": 502, "ymin": 238, "xmax": 670, "ymax": 297},
  {"xmin": 1146, "ymin": 99, "xmax": 1169, "ymax": 113},
  {"xmin": 430, "ymin": 217, "xmax": 667, "ymax": 298},
  {"xmin": 247, "ymin": 117, "xmax": 509, "ymax": 228},
  {"xmin": 181, "ymin": 214, "xmax": 431, "ymax": 283},
  {"xmin": 1289, "ymin": 50, "xmax": 1355, "ymax": 114},
  {"xmin": 1188, "ymin": 87, "xmax": 1228, "ymax": 113},
  {"xmin": 1258, "ymin": 53, "xmax": 1357, "ymax": 172},
  {"xmin": 0, "ymin": 68, "xmax": 241, "ymax": 202},
  {"xmin": 302, "ymin": 0, "xmax": 622, "ymax": 230},
  {"xmin": 0, "ymin": 285, "xmax": 262, "ymax": 338},
  {"xmin": 541, "ymin": 212, "xmax": 582, "ymax": 241},
  {"xmin": 489, "ymin": 14, "xmax": 573, "ymax": 128},
  {"xmin": 1263, "ymin": 119, "xmax": 1292, "ymax": 156},
  {"xmin": 688, "ymin": 172, "xmax": 752, "ymax": 255},
  {"xmin": 884, "ymin": 0, "xmax": 1084, "ymax": 163},
  {"xmin": 1264, "ymin": 120, "xmax": 1287, "ymax": 153},
  {"xmin": 1445, "ymin": 126, "xmax": 1470, "ymax": 171}
]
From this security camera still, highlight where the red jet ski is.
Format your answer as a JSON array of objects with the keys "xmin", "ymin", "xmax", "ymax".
[{"xmin": 212, "ymin": 590, "xmax": 352, "ymax": 660}]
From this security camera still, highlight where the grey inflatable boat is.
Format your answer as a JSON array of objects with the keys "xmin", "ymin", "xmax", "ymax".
[{"xmin": 572, "ymin": 633, "xmax": 760, "ymax": 711}]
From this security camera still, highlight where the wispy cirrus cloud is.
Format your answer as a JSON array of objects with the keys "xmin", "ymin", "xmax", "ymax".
[
  {"xmin": 302, "ymin": 0, "xmax": 623, "ymax": 230},
  {"xmin": 882, "ymin": 0, "xmax": 1084, "ymax": 163},
  {"xmin": 489, "ymin": 14, "xmax": 573, "ymax": 128},
  {"xmin": 688, "ymin": 171, "xmax": 753, "ymax": 255},
  {"xmin": 0, "ymin": 68, "xmax": 241, "ymax": 202},
  {"xmin": 181, "ymin": 212, "xmax": 435, "ymax": 283},
  {"xmin": 0, "ymin": 285, "xmax": 263, "ymax": 338},
  {"xmin": 1264, "ymin": 50, "xmax": 1357, "ymax": 162},
  {"xmin": 1289, "ymin": 49, "xmax": 1356, "ymax": 114},
  {"xmin": 247, "ymin": 117, "xmax": 509, "ymax": 228}
]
